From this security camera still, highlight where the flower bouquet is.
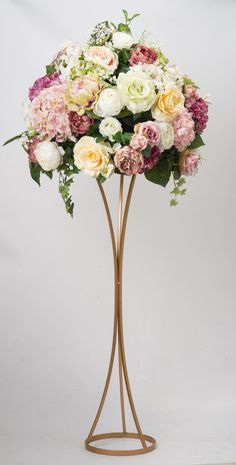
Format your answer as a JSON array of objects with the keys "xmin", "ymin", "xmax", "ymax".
[
  {"xmin": 4, "ymin": 10, "xmax": 209, "ymax": 216},
  {"xmin": 4, "ymin": 11, "xmax": 210, "ymax": 456}
]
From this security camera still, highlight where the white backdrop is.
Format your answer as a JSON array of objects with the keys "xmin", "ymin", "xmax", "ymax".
[{"xmin": 0, "ymin": 1, "xmax": 236, "ymax": 465}]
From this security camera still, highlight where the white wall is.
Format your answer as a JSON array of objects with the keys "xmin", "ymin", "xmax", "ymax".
[{"xmin": 0, "ymin": 1, "xmax": 236, "ymax": 464}]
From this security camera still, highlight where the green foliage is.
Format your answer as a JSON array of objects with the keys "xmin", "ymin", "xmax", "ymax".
[
  {"xmin": 86, "ymin": 110, "xmax": 102, "ymax": 120},
  {"xmin": 122, "ymin": 9, "xmax": 140, "ymax": 25},
  {"xmin": 170, "ymin": 176, "xmax": 187, "ymax": 206},
  {"xmin": 158, "ymin": 50, "xmax": 169, "ymax": 67},
  {"xmin": 113, "ymin": 131, "xmax": 132, "ymax": 145},
  {"xmin": 145, "ymin": 156, "xmax": 171, "ymax": 187},
  {"xmin": 3, "ymin": 132, "xmax": 25, "ymax": 146},
  {"xmin": 46, "ymin": 64, "xmax": 56, "ymax": 75},
  {"xmin": 97, "ymin": 173, "xmax": 106, "ymax": 184},
  {"xmin": 183, "ymin": 75, "xmax": 199, "ymax": 89},
  {"xmin": 142, "ymin": 145, "xmax": 152, "ymax": 158},
  {"xmin": 117, "ymin": 9, "xmax": 140, "ymax": 33},
  {"xmin": 29, "ymin": 162, "xmax": 41, "ymax": 186},
  {"xmin": 59, "ymin": 173, "xmax": 74, "ymax": 217},
  {"xmin": 188, "ymin": 133, "xmax": 205, "ymax": 150}
]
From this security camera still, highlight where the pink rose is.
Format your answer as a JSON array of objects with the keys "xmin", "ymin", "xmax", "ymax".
[
  {"xmin": 69, "ymin": 112, "xmax": 94, "ymax": 135},
  {"xmin": 114, "ymin": 145, "xmax": 144, "ymax": 175},
  {"xmin": 84, "ymin": 46, "xmax": 118, "ymax": 73},
  {"xmin": 129, "ymin": 44, "xmax": 157, "ymax": 66},
  {"xmin": 130, "ymin": 134, "xmax": 148, "ymax": 151},
  {"xmin": 134, "ymin": 121, "xmax": 161, "ymax": 147},
  {"xmin": 179, "ymin": 149, "xmax": 200, "ymax": 176},
  {"xmin": 172, "ymin": 110, "xmax": 195, "ymax": 151}
]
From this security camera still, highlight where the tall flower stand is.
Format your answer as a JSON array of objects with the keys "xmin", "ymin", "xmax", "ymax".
[{"xmin": 85, "ymin": 174, "xmax": 156, "ymax": 456}]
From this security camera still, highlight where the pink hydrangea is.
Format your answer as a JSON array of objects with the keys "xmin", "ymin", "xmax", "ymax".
[
  {"xmin": 179, "ymin": 149, "xmax": 200, "ymax": 176},
  {"xmin": 29, "ymin": 72, "xmax": 61, "ymax": 101},
  {"xmin": 69, "ymin": 112, "xmax": 94, "ymax": 135},
  {"xmin": 184, "ymin": 85, "xmax": 199, "ymax": 109},
  {"xmin": 130, "ymin": 44, "xmax": 157, "ymax": 66},
  {"xmin": 114, "ymin": 145, "xmax": 144, "ymax": 175},
  {"xmin": 29, "ymin": 84, "xmax": 71, "ymax": 142},
  {"xmin": 172, "ymin": 110, "xmax": 195, "ymax": 151},
  {"xmin": 134, "ymin": 121, "xmax": 161, "ymax": 147},
  {"xmin": 189, "ymin": 98, "xmax": 209, "ymax": 133}
]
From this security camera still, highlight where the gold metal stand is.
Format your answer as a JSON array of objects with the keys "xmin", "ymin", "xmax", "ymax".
[{"xmin": 85, "ymin": 174, "xmax": 156, "ymax": 456}]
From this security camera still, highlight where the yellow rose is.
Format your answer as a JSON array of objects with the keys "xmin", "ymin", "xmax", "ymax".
[
  {"xmin": 151, "ymin": 87, "xmax": 185, "ymax": 121},
  {"xmin": 73, "ymin": 136, "xmax": 112, "ymax": 177}
]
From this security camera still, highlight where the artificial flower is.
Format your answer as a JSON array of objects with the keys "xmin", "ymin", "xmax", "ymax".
[
  {"xmin": 34, "ymin": 141, "xmax": 63, "ymax": 171},
  {"xmin": 69, "ymin": 112, "xmax": 94, "ymax": 135},
  {"xmin": 73, "ymin": 136, "xmax": 113, "ymax": 177},
  {"xmin": 129, "ymin": 44, "xmax": 157, "ymax": 65},
  {"xmin": 94, "ymin": 87, "xmax": 123, "ymax": 117},
  {"xmin": 172, "ymin": 110, "xmax": 195, "ymax": 151},
  {"xmin": 117, "ymin": 69, "xmax": 156, "ymax": 114},
  {"xmin": 84, "ymin": 46, "xmax": 118, "ymax": 73},
  {"xmin": 114, "ymin": 145, "xmax": 144, "ymax": 175},
  {"xmin": 64, "ymin": 75, "xmax": 102, "ymax": 115},
  {"xmin": 151, "ymin": 87, "xmax": 185, "ymax": 121},
  {"xmin": 99, "ymin": 116, "xmax": 122, "ymax": 142},
  {"xmin": 179, "ymin": 149, "xmax": 200, "ymax": 176},
  {"xmin": 112, "ymin": 31, "xmax": 133, "ymax": 49},
  {"xmin": 134, "ymin": 121, "xmax": 161, "ymax": 147}
]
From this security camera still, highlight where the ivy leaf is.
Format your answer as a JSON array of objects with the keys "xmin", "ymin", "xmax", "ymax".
[
  {"xmin": 142, "ymin": 145, "xmax": 152, "ymax": 158},
  {"xmin": 29, "ymin": 162, "xmax": 41, "ymax": 186},
  {"xmin": 145, "ymin": 157, "xmax": 171, "ymax": 187},
  {"xmin": 3, "ymin": 133, "xmax": 24, "ymax": 146},
  {"xmin": 188, "ymin": 133, "xmax": 205, "ymax": 150},
  {"xmin": 46, "ymin": 64, "xmax": 56, "ymax": 75},
  {"xmin": 170, "ymin": 198, "xmax": 178, "ymax": 206}
]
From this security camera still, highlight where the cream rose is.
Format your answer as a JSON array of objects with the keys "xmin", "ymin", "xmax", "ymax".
[
  {"xmin": 155, "ymin": 121, "xmax": 174, "ymax": 151},
  {"xmin": 84, "ymin": 46, "xmax": 118, "ymax": 73},
  {"xmin": 73, "ymin": 136, "xmax": 113, "ymax": 177},
  {"xmin": 99, "ymin": 116, "xmax": 122, "ymax": 142},
  {"xmin": 151, "ymin": 87, "xmax": 185, "ymax": 121},
  {"xmin": 94, "ymin": 88, "xmax": 123, "ymax": 117},
  {"xmin": 112, "ymin": 31, "xmax": 133, "ymax": 49},
  {"xmin": 117, "ymin": 70, "xmax": 156, "ymax": 114},
  {"xmin": 34, "ymin": 141, "xmax": 63, "ymax": 171}
]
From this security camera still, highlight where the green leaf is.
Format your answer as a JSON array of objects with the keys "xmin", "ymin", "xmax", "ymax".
[
  {"xmin": 145, "ymin": 157, "xmax": 171, "ymax": 187},
  {"xmin": 46, "ymin": 64, "xmax": 56, "ymax": 75},
  {"xmin": 122, "ymin": 9, "xmax": 129, "ymax": 21},
  {"xmin": 113, "ymin": 131, "xmax": 123, "ymax": 143},
  {"xmin": 170, "ymin": 198, "xmax": 178, "ymax": 206},
  {"xmin": 188, "ymin": 133, "xmax": 205, "ymax": 150},
  {"xmin": 122, "ymin": 132, "xmax": 132, "ymax": 144},
  {"xmin": 117, "ymin": 108, "xmax": 133, "ymax": 118},
  {"xmin": 86, "ymin": 110, "xmax": 102, "ymax": 120},
  {"xmin": 87, "ymin": 122, "xmax": 100, "ymax": 137},
  {"xmin": 183, "ymin": 75, "xmax": 199, "ymax": 89},
  {"xmin": 29, "ymin": 162, "xmax": 41, "ymax": 186},
  {"xmin": 118, "ymin": 23, "xmax": 131, "ymax": 33},
  {"xmin": 173, "ymin": 165, "xmax": 181, "ymax": 180},
  {"xmin": 3, "ymin": 133, "xmax": 24, "ymax": 146},
  {"xmin": 142, "ymin": 145, "xmax": 152, "ymax": 158},
  {"xmin": 177, "ymin": 177, "xmax": 186, "ymax": 187},
  {"xmin": 96, "ymin": 135, "xmax": 107, "ymax": 143},
  {"xmin": 97, "ymin": 173, "xmax": 106, "ymax": 184},
  {"xmin": 43, "ymin": 170, "xmax": 53, "ymax": 179}
]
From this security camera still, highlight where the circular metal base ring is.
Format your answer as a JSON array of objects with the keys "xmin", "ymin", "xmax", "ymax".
[{"xmin": 85, "ymin": 432, "xmax": 157, "ymax": 456}]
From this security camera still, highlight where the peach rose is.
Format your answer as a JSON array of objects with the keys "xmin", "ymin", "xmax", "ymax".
[{"xmin": 151, "ymin": 87, "xmax": 185, "ymax": 122}]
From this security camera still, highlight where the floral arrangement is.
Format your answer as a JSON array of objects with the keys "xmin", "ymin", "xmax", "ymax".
[{"xmin": 4, "ymin": 10, "xmax": 209, "ymax": 216}]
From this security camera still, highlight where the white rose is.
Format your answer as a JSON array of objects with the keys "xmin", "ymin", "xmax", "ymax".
[
  {"xmin": 112, "ymin": 31, "xmax": 133, "ymax": 49},
  {"xmin": 117, "ymin": 70, "xmax": 156, "ymax": 114},
  {"xmin": 84, "ymin": 46, "xmax": 118, "ymax": 73},
  {"xmin": 156, "ymin": 121, "xmax": 174, "ymax": 151},
  {"xmin": 94, "ymin": 88, "xmax": 123, "ymax": 117},
  {"xmin": 99, "ymin": 116, "xmax": 122, "ymax": 142},
  {"xmin": 35, "ymin": 141, "xmax": 63, "ymax": 171}
]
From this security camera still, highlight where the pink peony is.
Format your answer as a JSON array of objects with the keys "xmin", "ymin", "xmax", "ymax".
[
  {"xmin": 130, "ymin": 134, "xmax": 148, "ymax": 151},
  {"xmin": 172, "ymin": 110, "xmax": 195, "ymax": 151},
  {"xmin": 129, "ymin": 44, "xmax": 157, "ymax": 66},
  {"xmin": 134, "ymin": 121, "xmax": 161, "ymax": 147},
  {"xmin": 69, "ymin": 112, "xmax": 94, "ymax": 135},
  {"xmin": 139, "ymin": 146, "xmax": 161, "ymax": 173},
  {"xmin": 114, "ymin": 145, "xmax": 144, "ymax": 175},
  {"xmin": 29, "ymin": 72, "xmax": 61, "ymax": 101},
  {"xmin": 29, "ymin": 84, "xmax": 71, "ymax": 142},
  {"xmin": 179, "ymin": 149, "xmax": 200, "ymax": 176}
]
